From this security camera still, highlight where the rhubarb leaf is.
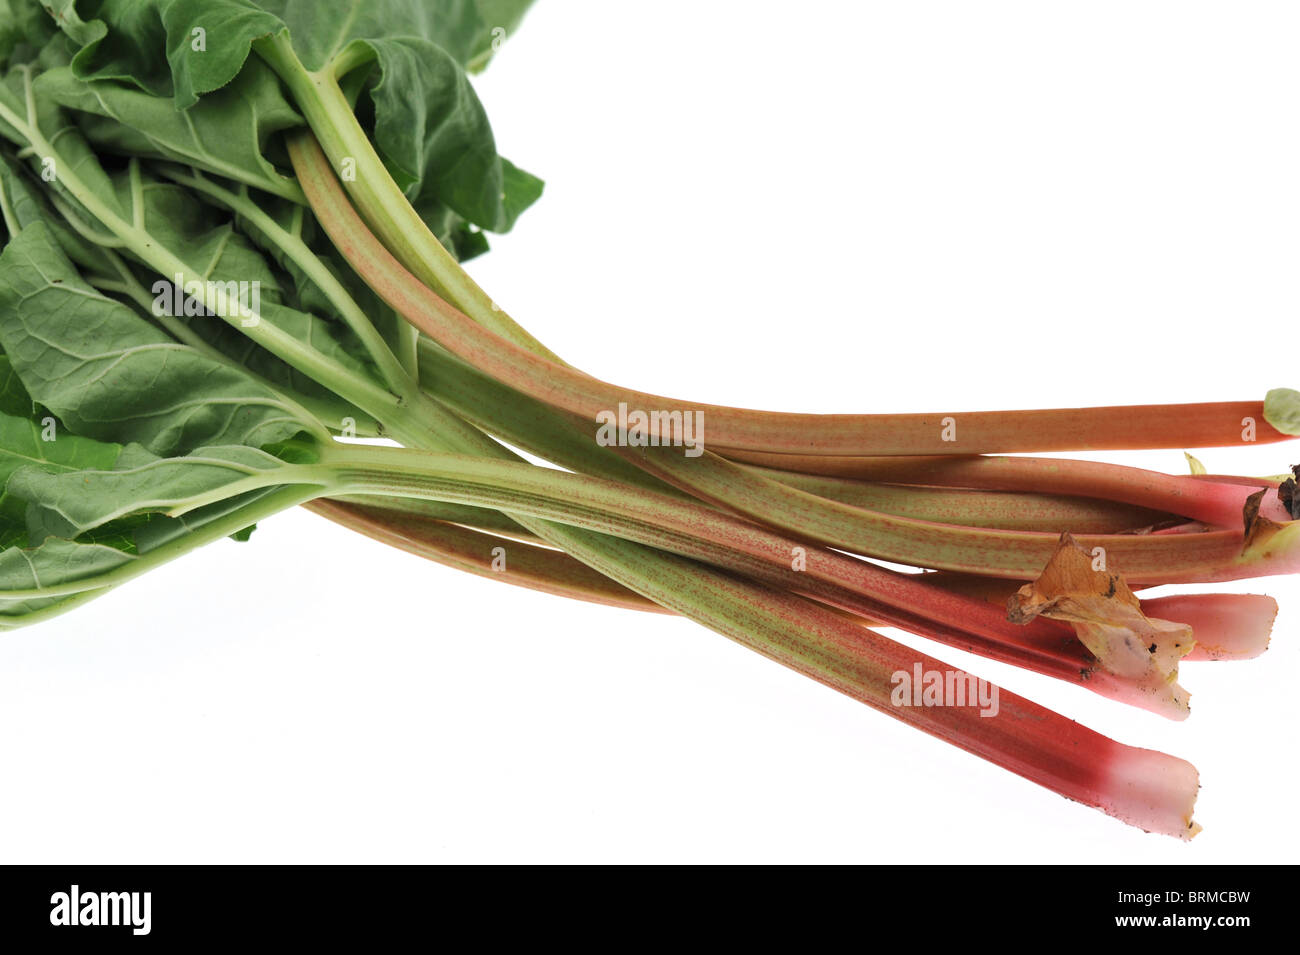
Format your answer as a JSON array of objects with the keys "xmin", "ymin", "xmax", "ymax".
[
  {"xmin": 52, "ymin": 0, "xmax": 170, "ymax": 95},
  {"xmin": 11, "ymin": 443, "xmax": 292, "ymax": 542},
  {"xmin": 0, "ymin": 355, "xmax": 35, "ymax": 417},
  {"xmin": 0, "ymin": 0, "xmax": 57, "ymax": 73},
  {"xmin": 463, "ymin": 0, "xmax": 535, "ymax": 73},
  {"xmin": 0, "ymin": 221, "xmax": 313, "ymax": 454},
  {"xmin": 0, "ymin": 403, "xmax": 125, "ymax": 547},
  {"xmin": 0, "ymin": 408, "xmax": 124, "ymax": 483},
  {"xmin": 0, "ymin": 150, "xmax": 125, "ymax": 279},
  {"xmin": 33, "ymin": 60, "xmax": 304, "ymax": 200},
  {"xmin": 0, "ymin": 536, "xmax": 134, "ymax": 621},
  {"xmin": 5, "ymin": 131, "xmax": 376, "ymax": 431},
  {"xmin": 49, "ymin": 0, "xmax": 543, "ymax": 234},
  {"xmin": 149, "ymin": 0, "xmax": 527, "ymax": 99},
  {"xmin": 2, "ymin": 52, "xmax": 127, "ymax": 223},
  {"xmin": 347, "ymin": 32, "xmax": 540, "ymax": 233}
]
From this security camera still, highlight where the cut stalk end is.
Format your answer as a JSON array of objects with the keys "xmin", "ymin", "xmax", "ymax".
[
  {"xmin": 1145, "ymin": 593, "xmax": 1277, "ymax": 661},
  {"xmin": 1098, "ymin": 746, "xmax": 1201, "ymax": 840},
  {"xmin": 1086, "ymin": 669, "xmax": 1192, "ymax": 721}
]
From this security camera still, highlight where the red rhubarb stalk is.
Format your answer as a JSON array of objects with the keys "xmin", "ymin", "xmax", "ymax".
[{"xmin": 555, "ymin": 529, "xmax": 1202, "ymax": 839}]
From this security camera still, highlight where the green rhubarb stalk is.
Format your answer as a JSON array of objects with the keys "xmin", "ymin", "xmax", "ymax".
[{"xmin": 620, "ymin": 444, "xmax": 1300, "ymax": 583}]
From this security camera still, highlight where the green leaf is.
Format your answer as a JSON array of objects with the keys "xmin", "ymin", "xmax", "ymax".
[
  {"xmin": 0, "ymin": 354, "xmax": 36, "ymax": 417},
  {"xmin": 10, "ymin": 442, "xmax": 289, "ymax": 541},
  {"xmin": 0, "ymin": 535, "xmax": 134, "ymax": 620},
  {"xmin": 463, "ymin": 0, "xmax": 535, "ymax": 74},
  {"xmin": 0, "ymin": 221, "xmax": 312, "ymax": 455},
  {"xmin": 358, "ymin": 33, "xmax": 537, "ymax": 232},
  {"xmin": 6, "ymin": 124, "xmax": 379, "ymax": 433},
  {"xmin": 175, "ymin": 1, "xmax": 521, "ymax": 85},
  {"xmin": 0, "ymin": 479, "xmax": 309, "ymax": 626},
  {"xmin": 0, "ymin": 151, "xmax": 120, "ymax": 279},
  {"xmin": 53, "ymin": 0, "xmax": 543, "ymax": 234},
  {"xmin": 40, "ymin": 1, "xmax": 114, "ymax": 51},
  {"xmin": 33, "ymin": 59, "xmax": 304, "ymax": 200},
  {"xmin": 1, "ymin": 0, "xmax": 60, "ymax": 72},
  {"xmin": 58, "ymin": 0, "xmax": 172, "ymax": 95},
  {"xmin": 497, "ymin": 157, "xmax": 544, "ymax": 233},
  {"xmin": 0, "ymin": 402, "xmax": 126, "ymax": 547},
  {"xmin": 1264, "ymin": 388, "xmax": 1300, "ymax": 437},
  {"xmin": 161, "ymin": 0, "xmax": 283, "ymax": 101},
  {"xmin": 0, "ymin": 406, "xmax": 123, "ymax": 484},
  {"xmin": 2, "ymin": 48, "xmax": 128, "ymax": 223}
]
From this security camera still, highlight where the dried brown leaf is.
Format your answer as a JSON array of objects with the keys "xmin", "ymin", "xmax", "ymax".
[{"xmin": 1008, "ymin": 533, "xmax": 1194, "ymax": 719}]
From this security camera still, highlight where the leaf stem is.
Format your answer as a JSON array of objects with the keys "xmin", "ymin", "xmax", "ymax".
[
  {"xmin": 254, "ymin": 34, "xmax": 560, "ymax": 360},
  {"xmin": 151, "ymin": 163, "xmax": 413, "ymax": 394}
]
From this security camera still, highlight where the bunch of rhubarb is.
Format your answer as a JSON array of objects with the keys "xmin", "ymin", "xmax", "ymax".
[{"xmin": 0, "ymin": 0, "xmax": 1296, "ymax": 839}]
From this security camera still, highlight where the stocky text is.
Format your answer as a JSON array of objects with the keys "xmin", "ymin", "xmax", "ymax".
[
  {"xmin": 50, "ymin": 884, "xmax": 151, "ymax": 936},
  {"xmin": 595, "ymin": 402, "xmax": 704, "ymax": 457},
  {"xmin": 890, "ymin": 663, "xmax": 999, "ymax": 717},
  {"xmin": 152, "ymin": 273, "xmax": 260, "ymax": 326}
]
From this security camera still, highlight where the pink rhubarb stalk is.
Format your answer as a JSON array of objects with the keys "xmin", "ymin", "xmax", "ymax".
[{"xmin": 552, "ymin": 530, "xmax": 1203, "ymax": 839}]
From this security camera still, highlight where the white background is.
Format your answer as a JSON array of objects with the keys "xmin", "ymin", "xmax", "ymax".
[{"xmin": 1, "ymin": 1, "xmax": 1297, "ymax": 863}]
